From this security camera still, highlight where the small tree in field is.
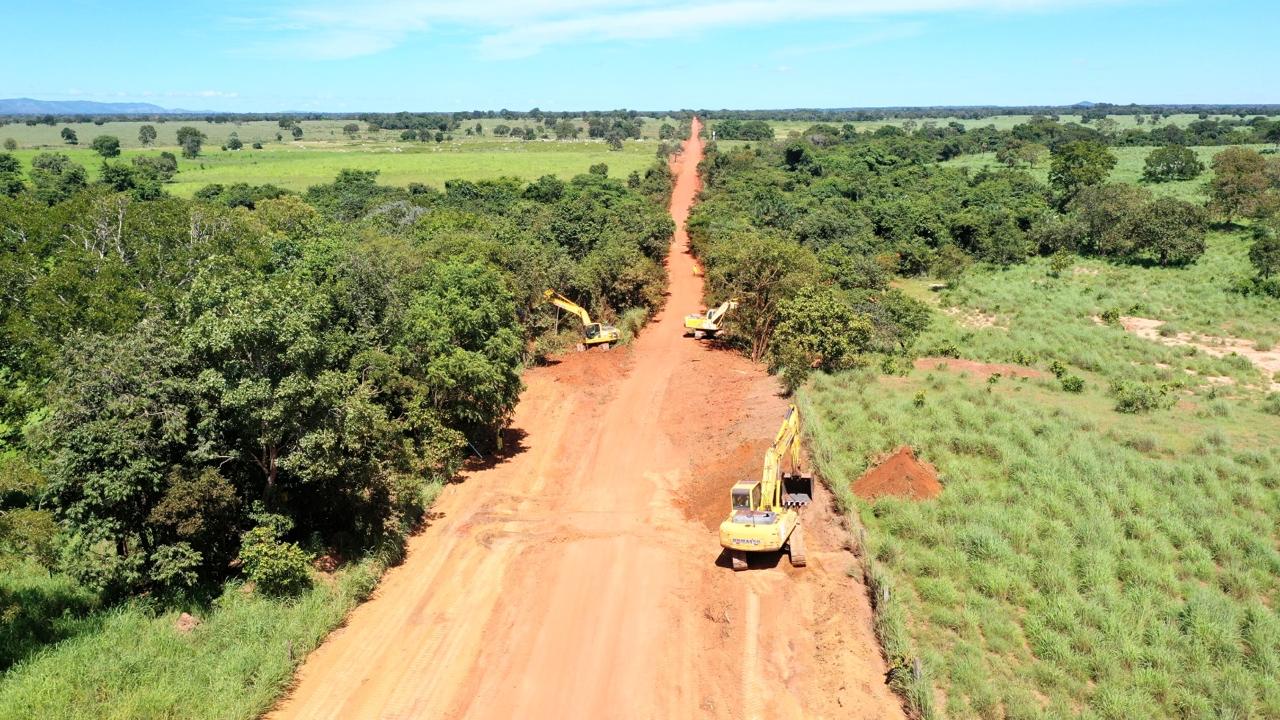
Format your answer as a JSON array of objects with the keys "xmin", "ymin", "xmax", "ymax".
[
  {"xmin": 3, "ymin": 138, "xmax": 16, "ymax": 151},
  {"xmin": 176, "ymin": 126, "xmax": 207, "ymax": 158},
  {"xmin": 342, "ymin": 122, "xmax": 360, "ymax": 138},
  {"xmin": 138, "ymin": 124, "xmax": 157, "ymax": 146},
  {"xmin": 1141, "ymin": 145, "xmax": 1204, "ymax": 183},
  {"xmin": 61, "ymin": 127, "xmax": 78, "ymax": 145},
  {"xmin": 291, "ymin": 125, "xmax": 304, "ymax": 140},
  {"xmin": 91, "ymin": 135, "xmax": 121, "ymax": 158}
]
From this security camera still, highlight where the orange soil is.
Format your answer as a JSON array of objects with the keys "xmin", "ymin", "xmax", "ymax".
[
  {"xmin": 852, "ymin": 447, "xmax": 942, "ymax": 501},
  {"xmin": 267, "ymin": 118, "xmax": 905, "ymax": 720}
]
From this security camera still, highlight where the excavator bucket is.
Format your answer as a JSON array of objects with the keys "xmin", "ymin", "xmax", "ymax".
[{"xmin": 781, "ymin": 473, "xmax": 813, "ymax": 507}]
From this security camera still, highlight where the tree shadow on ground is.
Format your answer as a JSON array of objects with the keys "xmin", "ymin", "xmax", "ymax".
[
  {"xmin": 0, "ymin": 577, "xmax": 102, "ymax": 672},
  {"xmin": 460, "ymin": 427, "xmax": 529, "ymax": 475}
]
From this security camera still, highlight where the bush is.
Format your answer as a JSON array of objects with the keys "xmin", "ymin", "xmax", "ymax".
[
  {"xmin": 616, "ymin": 307, "xmax": 649, "ymax": 344},
  {"xmin": 1061, "ymin": 375, "xmax": 1085, "ymax": 393},
  {"xmin": 239, "ymin": 517, "xmax": 312, "ymax": 596},
  {"xmin": 1261, "ymin": 393, "xmax": 1280, "ymax": 416},
  {"xmin": 1109, "ymin": 380, "xmax": 1172, "ymax": 413},
  {"xmin": 1141, "ymin": 145, "xmax": 1205, "ymax": 183}
]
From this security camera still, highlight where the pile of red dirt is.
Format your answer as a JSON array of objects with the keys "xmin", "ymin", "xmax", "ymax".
[{"xmin": 852, "ymin": 446, "xmax": 942, "ymax": 500}]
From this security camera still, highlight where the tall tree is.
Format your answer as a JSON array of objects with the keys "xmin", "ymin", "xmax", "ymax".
[
  {"xmin": 138, "ymin": 124, "xmax": 157, "ymax": 146},
  {"xmin": 1049, "ymin": 140, "xmax": 1116, "ymax": 200},
  {"xmin": 60, "ymin": 127, "xmax": 78, "ymax": 145}
]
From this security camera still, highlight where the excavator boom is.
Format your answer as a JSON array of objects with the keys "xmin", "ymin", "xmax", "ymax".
[
  {"xmin": 543, "ymin": 288, "xmax": 620, "ymax": 348},
  {"xmin": 684, "ymin": 298, "xmax": 738, "ymax": 337}
]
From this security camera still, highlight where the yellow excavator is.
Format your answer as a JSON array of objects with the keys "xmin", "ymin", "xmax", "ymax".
[
  {"xmin": 543, "ymin": 289, "xmax": 620, "ymax": 350},
  {"xmin": 718, "ymin": 404, "xmax": 813, "ymax": 570},
  {"xmin": 684, "ymin": 298, "xmax": 737, "ymax": 339}
]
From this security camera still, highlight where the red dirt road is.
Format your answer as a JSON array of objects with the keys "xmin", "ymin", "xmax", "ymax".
[{"xmin": 268, "ymin": 118, "xmax": 904, "ymax": 720}]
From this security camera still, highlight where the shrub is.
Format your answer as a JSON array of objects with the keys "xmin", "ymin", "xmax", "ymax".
[
  {"xmin": 1141, "ymin": 145, "xmax": 1205, "ymax": 183},
  {"xmin": 1048, "ymin": 360, "xmax": 1067, "ymax": 379},
  {"xmin": 1261, "ymin": 393, "xmax": 1280, "ymax": 416},
  {"xmin": 1061, "ymin": 375, "xmax": 1085, "ymax": 393},
  {"xmin": 1100, "ymin": 308, "xmax": 1121, "ymax": 325},
  {"xmin": 1109, "ymin": 380, "xmax": 1172, "ymax": 413},
  {"xmin": 239, "ymin": 516, "xmax": 312, "ymax": 596}
]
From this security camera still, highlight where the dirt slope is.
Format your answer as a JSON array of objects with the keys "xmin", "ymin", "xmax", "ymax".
[{"xmin": 268, "ymin": 118, "xmax": 905, "ymax": 720}]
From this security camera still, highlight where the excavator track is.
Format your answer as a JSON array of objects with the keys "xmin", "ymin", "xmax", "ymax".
[
  {"xmin": 788, "ymin": 526, "xmax": 807, "ymax": 567},
  {"xmin": 731, "ymin": 550, "xmax": 748, "ymax": 571}
]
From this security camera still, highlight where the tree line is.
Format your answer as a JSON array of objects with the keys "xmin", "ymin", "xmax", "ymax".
[
  {"xmin": 687, "ymin": 124, "xmax": 1280, "ymax": 386},
  {"xmin": 0, "ymin": 155, "xmax": 676, "ymax": 599}
]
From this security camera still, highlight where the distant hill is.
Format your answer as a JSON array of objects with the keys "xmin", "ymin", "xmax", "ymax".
[
  {"xmin": 1071, "ymin": 101, "xmax": 1098, "ymax": 108},
  {"xmin": 0, "ymin": 98, "xmax": 203, "ymax": 115}
]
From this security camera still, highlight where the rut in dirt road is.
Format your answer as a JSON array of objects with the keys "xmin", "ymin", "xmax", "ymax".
[{"xmin": 268, "ymin": 118, "xmax": 905, "ymax": 720}]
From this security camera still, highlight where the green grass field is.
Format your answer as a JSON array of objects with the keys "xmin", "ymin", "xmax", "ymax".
[
  {"xmin": 802, "ymin": 225, "xmax": 1280, "ymax": 718},
  {"xmin": 1, "ymin": 116, "xmax": 681, "ymax": 197},
  {"xmin": 0, "ymin": 116, "xmax": 684, "ymax": 150},
  {"xmin": 7, "ymin": 140, "xmax": 659, "ymax": 197}
]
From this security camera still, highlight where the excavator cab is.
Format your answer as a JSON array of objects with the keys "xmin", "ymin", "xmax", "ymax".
[{"xmin": 584, "ymin": 323, "xmax": 602, "ymax": 340}]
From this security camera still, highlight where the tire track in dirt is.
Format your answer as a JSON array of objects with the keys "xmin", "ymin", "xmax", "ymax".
[{"xmin": 267, "ymin": 118, "xmax": 905, "ymax": 720}]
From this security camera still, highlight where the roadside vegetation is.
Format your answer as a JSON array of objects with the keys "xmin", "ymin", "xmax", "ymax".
[
  {"xmin": 690, "ymin": 110, "xmax": 1280, "ymax": 718},
  {"xmin": 0, "ymin": 138, "xmax": 675, "ymax": 717}
]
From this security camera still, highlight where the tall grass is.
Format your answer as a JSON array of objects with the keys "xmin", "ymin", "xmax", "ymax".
[
  {"xmin": 803, "ymin": 229, "xmax": 1280, "ymax": 718},
  {"xmin": 803, "ymin": 370, "xmax": 1280, "ymax": 719}
]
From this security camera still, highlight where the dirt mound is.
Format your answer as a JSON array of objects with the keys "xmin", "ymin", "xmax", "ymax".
[
  {"xmin": 853, "ymin": 447, "xmax": 942, "ymax": 500},
  {"xmin": 914, "ymin": 357, "xmax": 1044, "ymax": 379}
]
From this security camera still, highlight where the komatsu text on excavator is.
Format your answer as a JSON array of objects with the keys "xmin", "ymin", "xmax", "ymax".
[
  {"xmin": 543, "ymin": 289, "xmax": 620, "ymax": 350},
  {"xmin": 718, "ymin": 404, "xmax": 813, "ymax": 570},
  {"xmin": 684, "ymin": 298, "xmax": 737, "ymax": 339}
]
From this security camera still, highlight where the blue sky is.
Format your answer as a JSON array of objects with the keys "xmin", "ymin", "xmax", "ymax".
[{"xmin": 5, "ymin": 0, "xmax": 1277, "ymax": 111}]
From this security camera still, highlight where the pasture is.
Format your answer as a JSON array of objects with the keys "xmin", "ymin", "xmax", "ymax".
[{"xmin": 1, "ymin": 117, "xmax": 679, "ymax": 196}]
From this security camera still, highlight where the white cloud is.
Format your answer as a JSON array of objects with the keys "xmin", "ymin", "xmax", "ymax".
[{"xmin": 249, "ymin": 0, "xmax": 1132, "ymax": 60}]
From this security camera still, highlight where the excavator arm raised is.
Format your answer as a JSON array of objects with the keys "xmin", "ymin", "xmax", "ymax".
[
  {"xmin": 543, "ymin": 289, "xmax": 593, "ymax": 327},
  {"xmin": 543, "ymin": 288, "xmax": 620, "ymax": 348}
]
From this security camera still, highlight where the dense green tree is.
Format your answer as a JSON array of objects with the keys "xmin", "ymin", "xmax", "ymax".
[
  {"xmin": 304, "ymin": 168, "xmax": 403, "ymax": 221},
  {"xmin": 175, "ymin": 126, "xmax": 206, "ymax": 158},
  {"xmin": 132, "ymin": 152, "xmax": 178, "ymax": 182},
  {"xmin": 769, "ymin": 285, "xmax": 873, "ymax": 392},
  {"xmin": 29, "ymin": 153, "xmax": 88, "ymax": 205},
  {"xmin": 138, "ymin": 124, "xmax": 157, "ymax": 146},
  {"xmin": 225, "ymin": 134, "xmax": 243, "ymax": 151},
  {"xmin": 554, "ymin": 120, "xmax": 579, "ymax": 140},
  {"xmin": 705, "ymin": 232, "xmax": 818, "ymax": 361},
  {"xmin": 42, "ymin": 320, "xmax": 198, "ymax": 593},
  {"xmin": 1048, "ymin": 141, "xmax": 1116, "ymax": 199},
  {"xmin": 1208, "ymin": 147, "xmax": 1270, "ymax": 221},
  {"xmin": 342, "ymin": 123, "xmax": 360, "ymax": 138},
  {"xmin": 0, "ymin": 153, "xmax": 24, "ymax": 197},
  {"xmin": 1140, "ymin": 145, "xmax": 1204, "ymax": 182},
  {"xmin": 60, "ymin": 127, "xmax": 78, "ymax": 145},
  {"xmin": 291, "ymin": 125, "xmax": 304, "ymax": 140},
  {"xmin": 90, "ymin": 135, "xmax": 121, "ymax": 158},
  {"xmin": 1129, "ymin": 197, "xmax": 1208, "ymax": 266},
  {"xmin": 2, "ymin": 138, "xmax": 16, "ymax": 151}
]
